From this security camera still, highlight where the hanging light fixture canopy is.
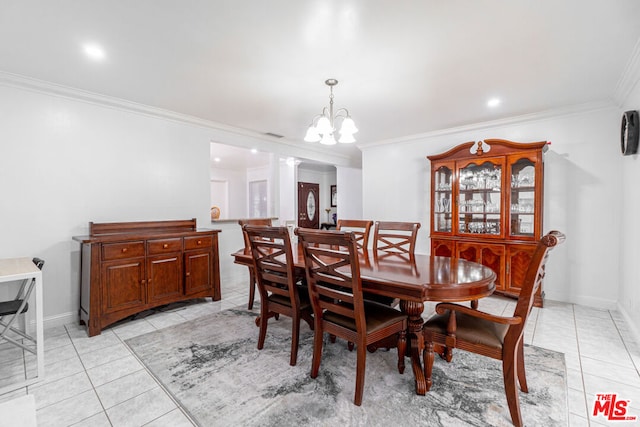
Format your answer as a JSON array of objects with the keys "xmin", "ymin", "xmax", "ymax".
[{"xmin": 304, "ymin": 79, "xmax": 358, "ymax": 145}]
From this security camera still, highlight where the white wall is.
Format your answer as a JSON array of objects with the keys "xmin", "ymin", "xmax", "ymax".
[
  {"xmin": 0, "ymin": 81, "xmax": 355, "ymax": 329},
  {"xmin": 246, "ymin": 164, "xmax": 271, "ymax": 218},
  {"xmin": 361, "ymin": 104, "xmax": 622, "ymax": 308},
  {"xmin": 210, "ymin": 169, "xmax": 245, "ymax": 219},
  {"xmin": 619, "ymin": 77, "xmax": 640, "ymax": 337},
  {"xmin": 0, "ymin": 84, "xmax": 212, "ymax": 326},
  {"xmin": 279, "ymin": 159, "xmax": 296, "ymax": 225},
  {"xmin": 336, "ymin": 166, "xmax": 363, "ymax": 221}
]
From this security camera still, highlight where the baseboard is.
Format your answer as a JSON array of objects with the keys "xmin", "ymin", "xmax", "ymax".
[
  {"xmin": 545, "ymin": 291, "xmax": 617, "ymax": 311},
  {"xmin": 616, "ymin": 303, "xmax": 640, "ymax": 350},
  {"xmin": 28, "ymin": 311, "xmax": 78, "ymax": 332}
]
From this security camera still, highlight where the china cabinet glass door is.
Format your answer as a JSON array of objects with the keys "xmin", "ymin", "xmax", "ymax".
[
  {"xmin": 433, "ymin": 165, "xmax": 453, "ymax": 233},
  {"xmin": 509, "ymin": 158, "xmax": 536, "ymax": 238},
  {"xmin": 458, "ymin": 160, "xmax": 502, "ymax": 236}
]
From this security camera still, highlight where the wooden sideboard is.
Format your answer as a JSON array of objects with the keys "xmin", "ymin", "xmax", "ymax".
[{"xmin": 73, "ymin": 219, "xmax": 221, "ymax": 336}]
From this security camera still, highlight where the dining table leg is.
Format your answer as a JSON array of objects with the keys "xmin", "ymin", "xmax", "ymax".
[
  {"xmin": 247, "ymin": 268, "xmax": 256, "ymax": 310},
  {"xmin": 399, "ymin": 299, "xmax": 427, "ymax": 395}
]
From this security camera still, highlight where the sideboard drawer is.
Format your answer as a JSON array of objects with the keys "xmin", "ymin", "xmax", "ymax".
[
  {"xmin": 102, "ymin": 241, "xmax": 145, "ymax": 260},
  {"xmin": 147, "ymin": 238, "xmax": 183, "ymax": 255},
  {"xmin": 184, "ymin": 235, "xmax": 212, "ymax": 250}
]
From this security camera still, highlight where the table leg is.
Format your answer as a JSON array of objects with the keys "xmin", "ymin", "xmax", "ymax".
[
  {"xmin": 399, "ymin": 299, "xmax": 426, "ymax": 395},
  {"xmin": 247, "ymin": 268, "xmax": 256, "ymax": 310},
  {"xmin": 34, "ymin": 273, "xmax": 44, "ymax": 381}
]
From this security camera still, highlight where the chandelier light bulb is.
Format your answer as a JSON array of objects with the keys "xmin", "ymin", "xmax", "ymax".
[
  {"xmin": 315, "ymin": 116, "xmax": 333, "ymax": 135},
  {"xmin": 320, "ymin": 133, "xmax": 337, "ymax": 145},
  {"xmin": 340, "ymin": 117, "xmax": 358, "ymax": 134},
  {"xmin": 304, "ymin": 125, "xmax": 321, "ymax": 142},
  {"xmin": 338, "ymin": 132, "xmax": 355, "ymax": 143}
]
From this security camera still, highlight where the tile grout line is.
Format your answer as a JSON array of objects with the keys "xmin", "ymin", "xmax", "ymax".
[
  {"xmin": 28, "ymin": 325, "xmax": 113, "ymax": 426},
  {"xmin": 609, "ymin": 309, "xmax": 640, "ymax": 379},
  {"xmin": 114, "ymin": 313, "xmax": 199, "ymax": 426},
  {"xmin": 64, "ymin": 324, "xmax": 115, "ymax": 427},
  {"xmin": 571, "ymin": 304, "xmax": 592, "ymax": 427}
]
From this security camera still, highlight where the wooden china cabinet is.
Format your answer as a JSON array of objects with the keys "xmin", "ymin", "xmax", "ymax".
[{"xmin": 427, "ymin": 139, "xmax": 548, "ymax": 306}]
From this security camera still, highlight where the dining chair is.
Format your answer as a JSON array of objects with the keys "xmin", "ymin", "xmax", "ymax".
[
  {"xmin": 369, "ymin": 221, "xmax": 421, "ymax": 306},
  {"xmin": 0, "ymin": 257, "xmax": 45, "ymax": 354},
  {"xmin": 238, "ymin": 218, "xmax": 273, "ymax": 309},
  {"xmin": 336, "ymin": 219, "xmax": 373, "ymax": 250},
  {"xmin": 296, "ymin": 228, "xmax": 407, "ymax": 406},
  {"xmin": 422, "ymin": 230, "xmax": 565, "ymax": 427},
  {"xmin": 244, "ymin": 225, "xmax": 313, "ymax": 366},
  {"xmin": 373, "ymin": 221, "xmax": 421, "ymax": 259}
]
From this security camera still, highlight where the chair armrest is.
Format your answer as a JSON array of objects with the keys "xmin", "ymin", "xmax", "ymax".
[{"xmin": 435, "ymin": 303, "xmax": 522, "ymax": 325}]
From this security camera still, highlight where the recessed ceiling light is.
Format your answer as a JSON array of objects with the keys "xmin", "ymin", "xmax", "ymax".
[
  {"xmin": 83, "ymin": 43, "xmax": 106, "ymax": 61},
  {"xmin": 487, "ymin": 98, "xmax": 501, "ymax": 108},
  {"xmin": 214, "ymin": 157, "xmax": 221, "ymax": 162},
  {"xmin": 251, "ymin": 148, "xmax": 258, "ymax": 154}
]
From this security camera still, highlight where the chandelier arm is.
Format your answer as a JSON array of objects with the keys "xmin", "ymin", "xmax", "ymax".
[
  {"xmin": 333, "ymin": 108, "xmax": 350, "ymax": 119},
  {"xmin": 309, "ymin": 112, "xmax": 325, "ymax": 126}
]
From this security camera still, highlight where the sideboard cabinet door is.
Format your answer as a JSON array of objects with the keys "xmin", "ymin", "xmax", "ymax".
[
  {"xmin": 147, "ymin": 254, "xmax": 183, "ymax": 304},
  {"xmin": 184, "ymin": 250, "xmax": 211, "ymax": 295},
  {"xmin": 101, "ymin": 259, "xmax": 146, "ymax": 315}
]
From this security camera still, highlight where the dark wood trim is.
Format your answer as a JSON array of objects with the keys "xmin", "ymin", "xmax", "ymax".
[{"xmin": 89, "ymin": 218, "xmax": 197, "ymax": 236}]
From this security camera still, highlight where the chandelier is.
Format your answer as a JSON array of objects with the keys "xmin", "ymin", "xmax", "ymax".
[{"xmin": 304, "ymin": 79, "xmax": 358, "ymax": 145}]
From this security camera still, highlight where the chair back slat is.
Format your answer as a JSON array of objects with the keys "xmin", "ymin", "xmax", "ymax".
[
  {"xmin": 336, "ymin": 220, "xmax": 373, "ymax": 250},
  {"xmin": 239, "ymin": 218, "xmax": 273, "ymax": 250},
  {"xmin": 296, "ymin": 228, "xmax": 365, "ymax": 333},
  {"xmin": 244, "ymin": 225, "xmax": 299, "ymax": 304},
  {"xmin": 373, "ymin": 221, "xmax": 421, "ymax": 258}
]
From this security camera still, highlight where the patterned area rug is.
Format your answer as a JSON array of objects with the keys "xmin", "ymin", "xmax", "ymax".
[{"xmin": 125, "ymin": 308, "xmax": 568, "ymax": 426}]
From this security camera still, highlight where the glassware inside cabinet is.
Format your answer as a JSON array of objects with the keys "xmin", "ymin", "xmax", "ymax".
[
  {"xmin": 433, "ymin": 165, "xmax": 452, "ymax": 232},
  {"xmin": 510, "ymin": 160, "xmax": 536, "ymax": 237},
  {"xmin": 458, "ymin": 161, "xmax": 501, "ymax": 236}
]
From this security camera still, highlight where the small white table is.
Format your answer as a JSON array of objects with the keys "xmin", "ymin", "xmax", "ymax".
[{"xmin": 0, "ymin": 258, "xmax": 44, "ymax": 394}]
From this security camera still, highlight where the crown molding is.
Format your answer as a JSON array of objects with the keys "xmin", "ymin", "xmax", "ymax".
[
  {"xmin": 614, "ymin": 37, "xmax": 640, "ymax": 106},
  {"xmin": 358, "ymin": 100, "xmax": 615, "ymax": 150},
  {"xmin": 0, "ymin": 71, "xmax": 353, "ymax": 163}
]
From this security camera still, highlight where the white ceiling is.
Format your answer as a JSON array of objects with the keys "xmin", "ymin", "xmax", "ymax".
[{"xmin": 2, "ymin": 1, "xmax": 640, "ymax": 163}]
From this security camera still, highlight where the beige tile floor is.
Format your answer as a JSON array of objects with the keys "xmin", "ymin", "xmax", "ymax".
[{"xmin": 1, "ymin": 275, "xmax": 639, "ymax": 426}]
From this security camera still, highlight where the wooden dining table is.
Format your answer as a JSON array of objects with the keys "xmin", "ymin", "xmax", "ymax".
[{"xmin": 232, "ymin": 244, "xmax": 496, "ymax": 395}]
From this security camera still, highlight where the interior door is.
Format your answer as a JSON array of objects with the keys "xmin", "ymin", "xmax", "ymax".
[{"xmin": 298, "ymin": 182, "xmax": 320, "ymax": 229}]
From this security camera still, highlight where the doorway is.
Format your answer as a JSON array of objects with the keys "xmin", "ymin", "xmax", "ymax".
[{"xmin": 297, "ymin": 182, "xmax": 319, "ymax": 229}]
